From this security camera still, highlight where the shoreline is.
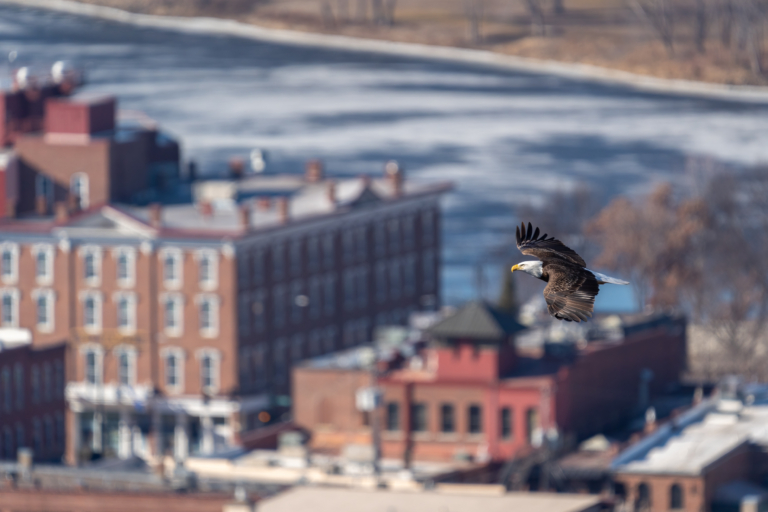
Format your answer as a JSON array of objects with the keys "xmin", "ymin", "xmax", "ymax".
[{"xmin": 5, "ymin": 0, "xmax": 768, "ymax": 103}]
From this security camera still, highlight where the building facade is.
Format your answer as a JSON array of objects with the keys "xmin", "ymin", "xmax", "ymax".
[
  {"xmin": 293, "ymin": 304, "xmax": 687, "ymax": 464},
  {"xmin": 0, "ymin": 72, "xmax": 451, "ymax": 466}
]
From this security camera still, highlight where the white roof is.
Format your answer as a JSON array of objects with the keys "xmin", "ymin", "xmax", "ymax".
[
  {"xmin": 258, "ymin": 487, "xmax": 601, "ymax": 512},
  {"xmin": 614, "ymin": 394, "xmax": 768, "ymax": 476}
]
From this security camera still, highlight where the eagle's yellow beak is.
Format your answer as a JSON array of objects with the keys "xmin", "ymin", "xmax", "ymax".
[{"xmin": 510, "ymin": 264, "xmax": 519, "ymax": 273}]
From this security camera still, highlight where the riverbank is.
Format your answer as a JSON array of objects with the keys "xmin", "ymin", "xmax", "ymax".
[{"xmin": 4, "ymin": 0, "xmax": 768, "ymax": 103}]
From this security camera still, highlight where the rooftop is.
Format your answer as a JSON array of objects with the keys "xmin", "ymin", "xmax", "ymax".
[
  {"xmin": 258, "ymin": 487, "xmax": 602, "ymax": 512},
  {"xmin": 427, "ymin": 300, "xmax": 525, "ymax": 341},
  {"xmin": 613, "ymin": 384, "xmax": 768, "ymax": 476}
]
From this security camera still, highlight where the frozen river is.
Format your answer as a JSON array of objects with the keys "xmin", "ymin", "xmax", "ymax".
[{"xmin": 3, "ymin": 3, "xmax": 768, "ymax": 307}]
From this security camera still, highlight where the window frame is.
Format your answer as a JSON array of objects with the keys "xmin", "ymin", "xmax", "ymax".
[
  {"xmin": 162, "ymin": 292, "xmax": 184, "ymax": 337},
  {"xmin": 195, "ymin": 248, "xmax": 219, "ymax": 291},
  {"xmin": 114, "ymin": 291, "xmax": 137, "ymax": 335},
  {"xmin": 386, "ymin": 402, "xmax": 400, "ymax": 432},
  {"xmin": 32, "ymin": 288, "xmax": 55, "ymax": 333},
  {"xmin": 196, "ymin": 348, "xmax": 221, "ymax": 395},
  {"xmin": 440, "ymin": 403, "xmax": 455, "ymax": 434},
  {"xmin": 0, "ymin": 243, "xmax": 19, "ymax": 285},
  {"xmin": 468, "ymin": 404, "xmax": 483, "ymax": 435},
  {"xmin": 32, "ymin": 244, "xmax": 54, "ymax": 286},
  {"xmin": 114, "ymin": 345, "xmax": 137, "ymax": 387},
  {"xmin": 1, "ymin": 288, "xmax": 19, "ymax": 328},
  {"xmin": 80, "ymin": 290, "xmax": 103, "ymax": 334},
  {"xmin": 196, "ymin": 293, "xmax": 220, "ymax": 338},
  {"xmin": 80, "ymin": 344, "xmax": 104, "ymax": 385},
  {"xmin": 112, "ymin": 246, "xmax": 136, "ymax": 288},
  {"xmin": 70, "ymin": 173, "xmax": 90, "ymax": 209},
  {"xmin": 160, "ymin": 247, "xmax": 183, "ymax": 289},
  {"xmin": 161, "ymin": 347, "xmax": 185, "ymax": 394}
]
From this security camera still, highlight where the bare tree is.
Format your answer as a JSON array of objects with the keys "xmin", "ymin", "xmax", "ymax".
[
  {"xmin": 625, "ymin": 0, "xmax": 677, "ymax": 54},
  {"xmin": 465, "ymin": 0, "xmax": 485, "ymax": 43},
  {"xmin": 524, "ymin": 0, "xmax": 547, "ymax": 36}
]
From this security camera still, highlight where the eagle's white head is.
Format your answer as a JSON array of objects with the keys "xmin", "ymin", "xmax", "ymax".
[{"xmin": 511, "ymin": 260, "xmax": 543, "ymax": 279}]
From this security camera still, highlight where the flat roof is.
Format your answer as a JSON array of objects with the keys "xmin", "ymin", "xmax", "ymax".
[
  {"xmin": 258, "ymin": 487, "xmax": 601, "ymax": 512},
  {"xmin": 614, "ymin": 390, "xmax": 768, "ymax": 476}
]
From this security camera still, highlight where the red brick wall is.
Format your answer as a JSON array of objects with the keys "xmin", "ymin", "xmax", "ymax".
[
  {"xmin": 555, "ymin": 322, "xmax": 687, "ymax": 438},
  {"xmin": 432, "ymin": 342, "xmax": 516, "ymax": 384}
]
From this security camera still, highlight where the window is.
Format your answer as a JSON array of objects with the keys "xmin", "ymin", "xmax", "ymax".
[
  {"xmin": 356, "ymin": 268, "xmax": 368, "ymax": 307},
  {"xmin": 31, "ymin": 365, "xmax": 40, "ymax": 404},
  {"xmin": 44, "ymin": 416, "xmax": 54, "ymax": 449},
  {"xmin": 81, "ymin": 292, "xmax": 102, "ymax": 333},
  {"xmin": 238, "ymin": 293, "xmax": 251, "ymax": 336},
  {"xmin": 440, "ymin": 404, "xmax": 455, "ymax": 433},
  {"xmin": 403, "ymin": 216, "xmax": 415, "ymax": 250},
  {"xmin": 343, "ymin": 271, "xmax": 355, "ymax": 311},
  {"xmin": 33, "ymin": 244, "xmax": 54, "ymax": 285},
  {"xmin": 375, "ymin": 262, "xmax": 387, "ymax": 303},
  {"xmin": 80, "ymin": 245, "xmax": 102, "ymax": 285},
  {"xmin": 54, "ymin": 361, "xmax": 64, "ymax": 398},
  {"xmin": 323, "ymin": 326, "xmax": 337, "ymax": 353},
  {"xmin": 252, "ymin": 289, "xmax": 265, "ymax": 333},
  {"xmin": 115, "ymin": 292, "xmax": 136, "ymax": 334},
  {"xmin": 410, "ymin": 403, "xmax": 427, "ymax": 432},
  {"xmin": 291, "ymin": 280, "xmax": 304, "ymax": 324},
  {"xmin": 1, "ymin": 289, "xmax": 18, "ymax": 327},
  {"xmin": 161, "ymin": 248, "xmax": 182, "ymax": 288},
  {"xmin": 115, "ymin": 346, "xmax": 136, "ymax": 386},
  {"xmin": 0, "ymin": 243, "xmax": 18, "ymax": 284},
  {"xmin": 113, "ymin": 246, "xmax": 136, "ymax": 288},
  {"xmin": 33, "ymin": 289, "xmax": 55, "ymax": 332},
  {"xmin": 389, "ymin": 261, "xmax": 401, "ymax": 299},
  {"xmin": 33, "ymin": 418, "xmax": 42, "ymax": 453},
  {"xmin": 2, "ymin": 367, "xmax": 10, "ymax": 412},
  {"xmin": 197, "ymin": 294, "xmax": 220, "ymax": 337},
  {"xmin": 13, "ymin": 364, "xmax": 23, "ymax": 410},
  {"xmin": 670, "ymin": 484, "xmax": 684, "ymax": 510},
  {"xmin": 526, "ymin": 408, "xmax": 540, "ymax": 445},
  {"xmin": 307, "ymin": 237, "xmax": 319, "ymax": 273},
  {"xmin": 272, "ymin": 244, "xmax": 285, "ymax": 281},
  {"xmin": 82, "ymin": 346, "xmax": 103, "ymax": 385},
  {"xmin": 289, "ymin": 239, "xmax": 302, "ymax": 277},
  {"xmin": 421, "ymin": 209, "xmax": 435, "ymax": 246},
  {"xmin": 342, "ymin": 231, "xmax": 354, "ymax": 264},
  {"xmin": 322, "ymin": 233, "xmax": 334, "ymax": 270},
  {"xmin": 323, "ymin": 275, "xmax": 335, "ymax": 316},
  {"xmin": 36, "ymin": 174, "xmax": 53, "ymax": 205},
  {"xmin": 355, "ymin": 227, "xmax": 367, "ymax": 261},
  {"xmin": 375, "ymin": 223, "xmax": 387, "ymax": 253},
  {"xmin": 636, "ymin": 483, "xmax": 652, "ymax": 511},
  {"xmin": 196, "ymin": 249, "xmax": 218, "ymax": 289},
  {"xmin": 468, "ymin": 404, "xmax": 482, "ymax": 435},
  {"xmin": 403, "ymin": 256, "xmax": 416, "ymax": 296},
  {"xmin": 386, "ymin": 402, "xmax": 400, "ymax": 431},
  {"xmin": 43, "ymin": 362, "xmax": 52, "ymax": 402},
  {"xmin": 15, "ymin": 423, "xmax": 23, "ymax": 452},
  {"xmin": 308, "ymin": 278, "xmax": 322, "ymax": 320},
  {"xmin": 198, "ymin": 349, "xmax": 220, "ymax": 393},
  {"xmin": 163, "ymin": 293, "xmax": 183, "ymax": 336},
  {"xmin": 388, "ymin": 219, "xmax": 400, "ymax": 253},
  {"xmin": 500, "ymin": 407, "xmax": 513, "ymax": 439},
  {"xmin": 4, "ymin": 427, "xmax": 12, "ymax": 459},
  {"xmin": 422, "ymin": 249, "xmax": 436, "ymax": 292},
  {"xmin": 251, "ymin": 248, "xmax": 265, "ymax": 286},
  {"xmin": 163, "ymin": 348, "xmax": 184, "ymax": 392},
  {"xmin": 70, "ymin": 173, "xmax": 89, "ymax": 209},
  {"xmin": 273, "ymin": 285, "xmax": 286, "ymax": 328}
]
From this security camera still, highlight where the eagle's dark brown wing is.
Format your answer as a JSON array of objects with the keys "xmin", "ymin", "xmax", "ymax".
[
  {"xmin": 516, "ymin": 222, "xmax": 586, "ymax": 267},
  {"xmin": 543, "ymin": 265, "xmax": 600, "ymax": 322}
]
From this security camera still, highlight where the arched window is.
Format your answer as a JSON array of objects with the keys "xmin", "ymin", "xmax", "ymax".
[
  {"xmin": 670, "ymin": 483, "xmax": 684, "ymax": 510},
  {"xmin": 636, "ymin": 482, "xmax": 652, "ymax": 511}
]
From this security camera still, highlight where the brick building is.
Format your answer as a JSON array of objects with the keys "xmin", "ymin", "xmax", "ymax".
[
  {"xmin": 0, "ymin": 71, "xmax": 451, "ymax": 465},
  {"xmin": 612, "ymin": 383, "xmax": 768, "ymax": 512},
  {"xmin": 293, "ymin": 303, "xmax": 687, "ymax": 464},
  {"xmin": 0, "ymin": 335, "xmax": 68, "ymax": 462}
]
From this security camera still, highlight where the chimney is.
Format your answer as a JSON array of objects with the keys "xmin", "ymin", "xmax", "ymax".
[
  {"xmin": 305, "ymin": 159, "xmax": 324, "ymax": 183},
  {"xmin": 257, "ymin": 197, "xmax": 271, "ymax": 211},
  {"xmin": 326, "ymin": 181, "xmax": 336, "ymax": 205},
  {"xmin": 68, "ymin": 193, "xmax": 80, "ymax": 213},
  {"xmin": 239, "ymin": 204, "xmax": 251, "ymax": 231},
  {"xmin": 148, "ymin": 203, "xmax": 162, "ymax": 228},
  {"xmin": 35, "ymin": 195, "xmax": 48, "ymax": 216},
  {"xmin": 229, "ymin": 158, "xmax": 245, "ymax": 180},
  {"xmin": 385, "ymin": 160, "xmax": 404, "ymax": 197},
  {"xmin": 199, "ymin": 200, "xmax": 213, "ymax": 218},
  {"xmin": 54, "ymin": 201, "xmax": 68, "ymax": 224},
  {"xmin": 277, "ymin": 197, "xmax": 289, "ymax": 224}
]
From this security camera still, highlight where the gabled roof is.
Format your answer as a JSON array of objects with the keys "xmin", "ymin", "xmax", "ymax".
[{"xmin": 428, "ymin": 301, "xmax": 525, "ymax": 341}]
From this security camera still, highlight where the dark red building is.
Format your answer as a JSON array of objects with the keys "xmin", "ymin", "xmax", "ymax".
[
  {"xmin": 293, "ymin": 303, "xmax": 687, "ymax": 464},
  {"xmin": 0, "ymin": 338, "xmax": 68, "ymax": 462}
]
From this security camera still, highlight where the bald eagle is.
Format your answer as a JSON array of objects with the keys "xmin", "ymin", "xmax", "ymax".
[{"xmin": 512, "ymin": 222, "xmax": 629, "ymax": 322}]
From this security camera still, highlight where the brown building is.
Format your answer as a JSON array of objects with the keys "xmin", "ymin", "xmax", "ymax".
[
  {"xmin": 0, "ymin": 70, "xmax": 450, "ymax": 467},
  {"xmin": 612, "ymin": 382, "xmax": 768, "ymax": 512},
  {"xmin": 293, "ymin": 304, "xmax": 687, "ymax": 465}
]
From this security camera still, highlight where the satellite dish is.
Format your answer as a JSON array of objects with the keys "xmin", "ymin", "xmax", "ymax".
[
  {"xmin": 51, "ymin": 60, "xmax": 72, "ymax": 84},
  {"xmin": 250, "ymin": 148, "xmax": 266, "ymax": 173},
  {"xmin": 15, "ymin": 67, "xmax": 29, "ymax": 89}
]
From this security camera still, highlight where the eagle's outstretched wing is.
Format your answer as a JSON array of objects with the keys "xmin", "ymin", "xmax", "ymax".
[
  {"xmin": 515, "ymin": 222, "xmax": 586, "ymax": 267},
  {"xmin": 543, "ymin": 266, "xmax": 599, "ymax": 322}
]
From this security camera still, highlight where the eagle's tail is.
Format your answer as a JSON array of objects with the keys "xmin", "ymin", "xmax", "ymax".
[{"xmin": 588, "ymin": 270, "xmax": 629, "ymax": 285}]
